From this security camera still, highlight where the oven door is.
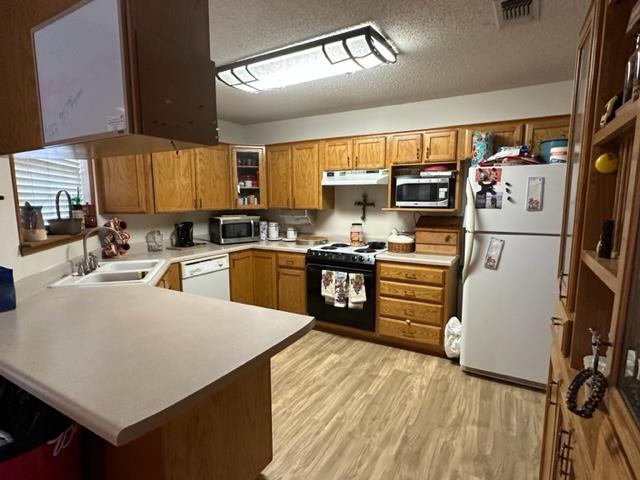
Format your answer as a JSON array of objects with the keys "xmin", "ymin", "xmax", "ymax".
[
  {"xmin": 306, "ymin": 264, "xmax": 376, "ymax": 331},
  {"xmin": 395, "ymin": 178, "xmax": 450, "ymax": 207}
]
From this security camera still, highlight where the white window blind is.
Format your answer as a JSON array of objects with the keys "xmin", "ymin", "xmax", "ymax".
[{"xmin": 13, "ymin": 158, "xmax": 90, "ymax": 223}]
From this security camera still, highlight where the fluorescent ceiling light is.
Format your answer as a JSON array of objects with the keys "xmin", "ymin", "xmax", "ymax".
[{"xmin": 216, "ymin": 24, "xmax": 397, "ymax": 93}]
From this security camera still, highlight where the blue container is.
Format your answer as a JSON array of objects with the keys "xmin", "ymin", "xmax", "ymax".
[
  {"xmin": 539, "ymin": 138, "xmax": 568, "ymax": 163},
  {"xmin": 0, "ymin": 267, "xmax": 16, "ymax": 313}
]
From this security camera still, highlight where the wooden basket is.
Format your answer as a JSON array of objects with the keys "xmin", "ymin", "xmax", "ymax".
[{"xmin": 388, "ymin": 241, "xmax": 415, "ymax": 253}]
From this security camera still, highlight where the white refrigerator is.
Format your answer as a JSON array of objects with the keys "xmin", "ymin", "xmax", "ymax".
[{"xmin": 460, "ymin": 164, "xmax": 566, "ymax": 387}]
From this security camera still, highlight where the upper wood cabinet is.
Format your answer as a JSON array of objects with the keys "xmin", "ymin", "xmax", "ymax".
[
  {"xmin": 95, "ymin": 154, "xmax": 154, "ymax": 214},
  {"xmin": 231, "ymin": 146, "xmax": 267, "ymax": 209},
  {"xmin": 267, "ymin": 145, "xmax": 293, "ymax": 208},
  {"xmin": 353, "ymin": 136, "xmax": 386, "ymax": 169},
  {"xmin": 292, "ymin": 142, "xmax": 321, "ymax": 209},
  {"xmin": 152, "ymin": 150, "xmax": 198, "ymax": 213},
  {"xmin": 323, "ymin": 138, "xmax": 352, "ymax": 170},
  {"xmin": 230, "ymin": 251, "xmax": 254, "ymax": 305},
  {"xmin": 194, "ymin": 145, "xmax": 231, "ymax": 210},
  {"xmin": 459, "ymin": 122, "xmax": 524, "ymax": 159},
  {"xmin": 524, "ymin": 116, "xmax": 571, "ymax": 155},
  {"xmin": 1, "ymin": 0, "xmax": 216, "ymax": 158},
  {"xmin": 387, "ymin": 132, "xmax": 423, "ymax": 164},
  {"xmin": 253, "ymin": 251, "xmax": 278, "ymax": 309},
  {"xmin": 422, "ymin": 130, "xmax": 457, "ymax": 162}
]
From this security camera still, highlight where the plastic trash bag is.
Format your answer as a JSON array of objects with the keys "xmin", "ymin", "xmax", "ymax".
[{"xmin": 444, "ymin": 316, "xmax": 462, "ymax": 359}]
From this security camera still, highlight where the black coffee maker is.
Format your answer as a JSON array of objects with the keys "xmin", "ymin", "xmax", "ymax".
[{"xmin": 174, "ymin": 222, "xmax": 194, "ymax": 247}]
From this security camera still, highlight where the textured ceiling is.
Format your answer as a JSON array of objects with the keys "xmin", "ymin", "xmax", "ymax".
[{"xmin": 209, "ymin": 0, "xmax": 588, "ymax": 125}]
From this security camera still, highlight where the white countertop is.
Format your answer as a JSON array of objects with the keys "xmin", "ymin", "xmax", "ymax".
[
  {"xmin": 0, "ymin": 286, "xmax": 313, "ymax": 446},
  {"xmin": 109, "ymin": 240, "xmax": 459, "ymax": 283}
]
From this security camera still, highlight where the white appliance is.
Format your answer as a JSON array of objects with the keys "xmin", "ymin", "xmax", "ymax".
[
  {"xmin": 395, "ymin": 171, "xmax": 456, "ymax": 208},
  {"xmin": 181, "ymin": 254, "xmax": 230, "ymax": 300},
  {"xmin": 461, "ymin": 164, "xmax": 566, "ymax": 387},
  {"xmin": 321, "ymin": 169, "xmax": 389, "ymax": 186}
]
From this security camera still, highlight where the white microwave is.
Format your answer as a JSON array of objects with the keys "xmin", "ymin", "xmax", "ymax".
[{"xmin": 395, "ymin": 172, "xmax": 456, "ymax": 208}]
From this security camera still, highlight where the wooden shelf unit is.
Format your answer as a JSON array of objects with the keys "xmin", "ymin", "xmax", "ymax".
[
  {"xmin": 581, "ymin": 249, "xmax": 619, "ymax": 292},
  {"xmin": 592, "ymin": 100, "xmax": 638, "ymax": 146},
  {"xmin": 540, "ymin": 1, "xmax": 640, "ymax": 479}
]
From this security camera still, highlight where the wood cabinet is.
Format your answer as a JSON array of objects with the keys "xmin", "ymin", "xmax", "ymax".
[
  {"xmin": 194, "ymin": 145, "xmax": 231, "ymax": 210},
  {"xmin": 253, "ymin": 251, "xmax": 278, "ymax": 309},
  {"xmin": 422, "ymin": 130, "xmax": 457, "ymax": 162},
  {"xmin": 376, "ymin": 261, "xmax": 456, "ymax": 353},
  {"xmin": 323, "ymin": 138, "xmax": 352, "ymax": 170},
  {"xmin": 152, "ymin": 150, "xmax": 198, "ymax": 212},
  {"xmin": 268, "ymin": 142, "xmax": 333, "ymax": 209},
  {"xmin": 386, "ymin": 132, "xmax": 423, "ymax": 164},
  {"xmin": 292, "ymin": 142, "xmax": 321, "ymax": 209},
  {"xmin": 267, "ymin": 145, "xmax": 293, "ymax": 208},
  {"xmin": 231, "ymin": 146, "xmax": 267, "ymax": 209},
  {"xmin": 1, "ymin": 0, "xmax": 216, "ymax": 158},
  {"xmin": 524, "ymin": 116, "xmax": 571, "ymax": 155},
  {"xmin": 539, "ymin": 363, "xmax": 562, "ymax": 480},
  {"xmin": 322, "ymin": 136, "xmax": 386, "ymax": 170},
  {"xmin": 277, "ymin": 253, "xmax": 306, "ymax": 315},
  {"xmin": 353, "ymin": 136, "xmax": 386, "ymax": 169},
  {"xmin": 459, "ymin": 121, "xmax": 524, "ymax": 159},
  {"xmin": 156, "ymin": 264, "xmax": 182, "ymax": 291},
  {"xmin": 229, "ymin": 251, "xmax": 254, "ymax": 305},
  {"xmin": 95, "ymin": 154, "xmax": 154, "ymax": 214}
]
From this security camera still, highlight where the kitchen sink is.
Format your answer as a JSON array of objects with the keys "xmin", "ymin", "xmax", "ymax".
[{"xmin": 50, "ymin": 259, "xmax": 166, "ymax": 287}]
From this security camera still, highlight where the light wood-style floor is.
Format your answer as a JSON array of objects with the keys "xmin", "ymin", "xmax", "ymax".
[{"xmin": 262, "ymin": 330, "xmax": 544, "ymax": 480}]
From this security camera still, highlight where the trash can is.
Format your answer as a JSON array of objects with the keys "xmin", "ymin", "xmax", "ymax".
[{"xmin": 0, "ymin": 377, "xmax": 82, "ymax": 480}]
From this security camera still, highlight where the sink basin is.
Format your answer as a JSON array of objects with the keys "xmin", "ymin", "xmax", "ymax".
[
  {"xmin": 98, "ymin": 260, "xmax": 162, "ymax": 272},
  {"xmin": 50, "ymin": 259, "xmax": 166, "ymax": 288}
]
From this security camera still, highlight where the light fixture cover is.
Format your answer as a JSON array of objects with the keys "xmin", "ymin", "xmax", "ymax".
[{"xmin": 216, "ymin": 25, "xmax": 397, "ymax": 93}]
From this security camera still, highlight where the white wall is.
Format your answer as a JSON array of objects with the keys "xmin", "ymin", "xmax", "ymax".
[{"xmin": 243, "ymin": 81, "xmax": 574, "ymax": 145}]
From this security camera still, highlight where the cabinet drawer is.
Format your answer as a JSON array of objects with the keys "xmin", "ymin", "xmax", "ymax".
[
  {"xmin": 378, "ymin": 317, "xmax": 441, "ymax": 347},
  {"xmin": 379, "ymin": 280, "xmax": 443, "ymax": 304},
  {"xmin": 378, "ymin": 263, "xmax": 445, "ymax": 286},
  {"xmin": 278, "ymin": 253, "xmax": 306, "ymax": 269},
  {"xmin": 378, "ymin": 297, "xmax": 443, "ymax": 325},
  {"xmin": 415, "ymin": 231, "xmax": 458, "ymax": 245}
]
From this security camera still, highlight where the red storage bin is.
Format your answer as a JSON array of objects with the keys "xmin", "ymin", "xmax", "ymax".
[{"xmin": 0, "ymin": 423, "xmax": 82, "ymax": 480}]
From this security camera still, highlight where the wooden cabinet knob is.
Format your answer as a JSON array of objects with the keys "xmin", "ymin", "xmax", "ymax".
[{"xmin": 405, "ymin": 319, "xmax": 412, "ymax": 326}]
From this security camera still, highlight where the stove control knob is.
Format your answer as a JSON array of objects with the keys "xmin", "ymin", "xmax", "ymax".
[{"xmin": 357, "ymin": 256, "xmax": 364, "ymax": 262}]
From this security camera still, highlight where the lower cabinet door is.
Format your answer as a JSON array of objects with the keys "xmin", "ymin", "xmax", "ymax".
[
  {"xmin": 278, "ymin": 268, "xmax": 306, "ymax": 314},
  {"xmin": 253, "ymin": 251, "xmax": 277, "ymax": 309},
  {"xmin": 230, "ymin": 251, "xmax": 254, "ymax": 305}
]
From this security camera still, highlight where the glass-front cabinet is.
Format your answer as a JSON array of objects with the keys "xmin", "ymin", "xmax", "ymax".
[
  {"xmin": 230, "ymin": 146, "xmax": 266, "ymax": 209},
  {"xmin": 558, "ymin": 5, "xmax": 597, "ymax": 310}
]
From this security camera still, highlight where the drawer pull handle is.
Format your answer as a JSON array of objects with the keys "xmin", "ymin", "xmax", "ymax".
[
  {"xmin": 405, "ymin": 273, "xmax": 417, "ymax": 279},
  {"xmin": 404, "ymin": 290, "xmax": 415, "ymax": 297},
  {"xmin": 550, "ymin": 316, "xmax": 562, "ymax": 326},
  {"xmin": 286, "ymin": 260, "xmax": 293, "ymax": 265},
  {"xmin": 405, "ymin": 319, "xmax": 412, "ymax": 326},
  {"xmin": 404, "ymin": 309, "xmax": 415, "ymax": 316}
]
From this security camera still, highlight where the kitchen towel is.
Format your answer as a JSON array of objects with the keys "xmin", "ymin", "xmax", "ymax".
[
  {"xmin": 321, "ymin": 270, "xmax": 335, "ymax": 299},
  {"xmin": 348, "ymin": 273, "xmax": 366, "ymax": 310},
  {"xmin": 333, "ymin": 272, "xmax": 347, "ymax": 308}
]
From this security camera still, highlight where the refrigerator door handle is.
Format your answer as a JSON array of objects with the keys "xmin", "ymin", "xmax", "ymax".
[{"xmin": 462, "ymin": 176, "xmax": 476, "ymax": 284}]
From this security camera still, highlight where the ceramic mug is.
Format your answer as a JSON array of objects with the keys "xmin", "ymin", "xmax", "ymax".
[{"xmin": 286, "ymin": 227, "xmax": 297, "ymax": 240}]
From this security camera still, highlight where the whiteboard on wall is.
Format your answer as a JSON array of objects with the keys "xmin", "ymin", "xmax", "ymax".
[{"xmin": 33, "ymin": 0, "xmax": 128, "ymax": 145}]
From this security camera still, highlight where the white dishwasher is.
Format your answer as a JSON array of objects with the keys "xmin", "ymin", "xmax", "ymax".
[{"xmin": 180, "ymin": 254, "xmax": 230, "ymax": 300}]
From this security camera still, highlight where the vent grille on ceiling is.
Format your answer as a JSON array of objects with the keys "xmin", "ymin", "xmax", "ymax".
[{"xmin": 493, "ymin": 0, "xmax": 540, "ymax": 28}]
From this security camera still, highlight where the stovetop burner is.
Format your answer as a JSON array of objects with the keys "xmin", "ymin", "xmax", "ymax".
[
  {"xmin": 367, "ymin": 241, "xmax": 386, "ymax": 250},
  {"xmin": 321, "ymin": 246, "xmax": 337, "ymax": 250},
  {"xmin": 331, "ymin": 243, "xmax": 350, "ymax": 247},
  {"xmin": 354, "ymin": 248, "xmax": 376, "ymax": 253}
]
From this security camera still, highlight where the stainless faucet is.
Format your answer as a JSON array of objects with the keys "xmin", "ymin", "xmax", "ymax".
[{"xmin": 76, "ymin": 226, "xmax": 123, "ymax": 275}]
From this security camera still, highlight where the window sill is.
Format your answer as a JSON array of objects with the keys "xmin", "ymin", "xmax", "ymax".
[{"xmin": 20, "ymin": 232, "xmax": 86, "ymax": 256}]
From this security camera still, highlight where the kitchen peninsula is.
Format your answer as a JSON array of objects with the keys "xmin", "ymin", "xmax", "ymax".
[{"xmin": 0, "ymin": 283, "xmax": 314, "ymax": 479}]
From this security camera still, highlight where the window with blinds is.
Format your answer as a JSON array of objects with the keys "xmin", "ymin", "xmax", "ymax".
[{"xmin": 13, "ymin": 158, "xmax": 91, "ymax": 223}]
